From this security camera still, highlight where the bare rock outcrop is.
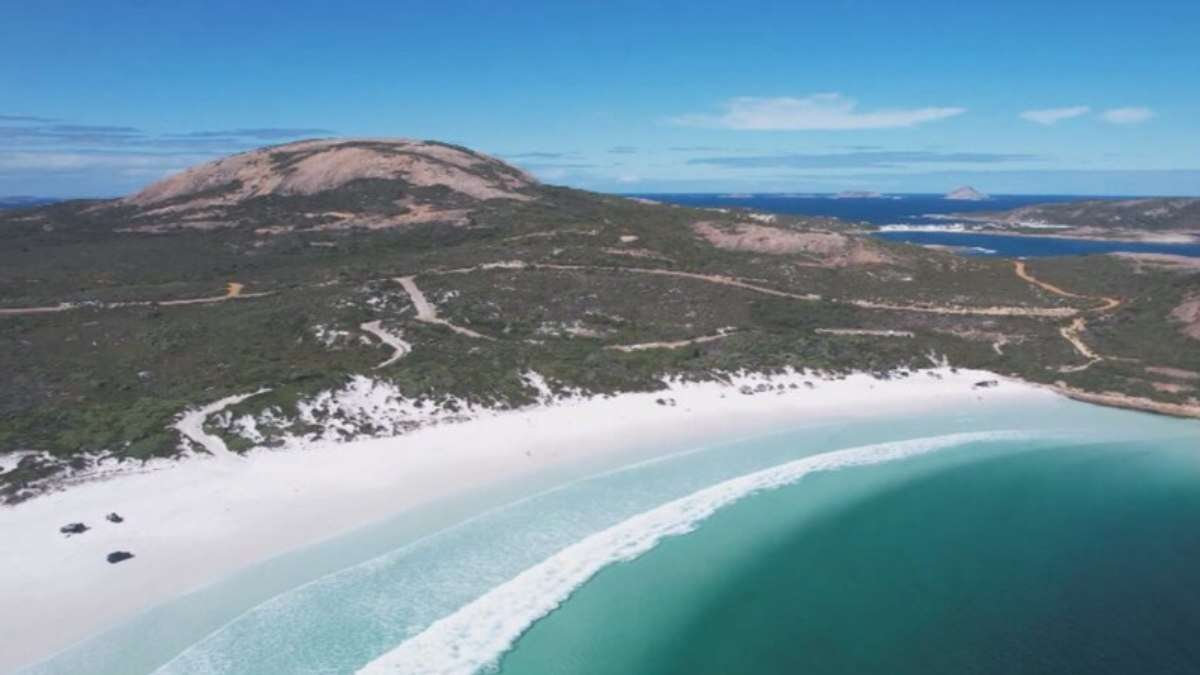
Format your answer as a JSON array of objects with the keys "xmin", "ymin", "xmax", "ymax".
[
  {"xmin": 1171, "ymin": 296, "xmax": 1200, "ymax": 340},
  {"xmin": 692, "ymin": 221, "xmax": 892, "ymax": 266},
  {"xmin": 128, "ymin": 139, "xmax": 534, "ymax": 207},
  {"xmin": 107, "ymin": 138, "xmax": 539, "ymax": 233}
]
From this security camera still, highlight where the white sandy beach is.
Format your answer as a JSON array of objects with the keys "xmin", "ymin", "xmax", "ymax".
[{"xmin": 0, "ymin": 368, "xmax": 1054, "ymax": 672}]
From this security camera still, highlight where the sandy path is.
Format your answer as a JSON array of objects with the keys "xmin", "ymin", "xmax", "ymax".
[
  {"xmin": 533, "ymin": 263, "xmax": 824, "ymax": 301},
  {"xmin": 0, "ymin": 281, "xmax": 269, "ymax": 317},
  {"xmin": 433, "ymin": 261, "xmax": 1080, "ymax": 318},
  {"xmin": 429, "ymin": 261, "xmax": 820, "ymax": 301},
  {"xmin": 607, "ymin": 329, "xmax": 736, "ymax": 352},
  {"xmin": 360, "ymin": 320, "xmax": 412, "ymax": 368},
  {"xmin": 848, "ymin": 299, "xmax": 1077, "ymax": 318},
  {"xmin": 0, "ymin": 303, "xmax": 74, "ymax": 316},
  {"xmin": 173, "ymin": 390, "xmax": 270, "ymax": 459},
  {"xmin": 1060, "ymin": 317, "xmax": 1100, "ymax": 361},
  {"xmin": 151, "ymin": 281, "xmax": 271, "ymax": 307},
  {"xmin": 1012, "ymin": 261, "xmax": 1123, "ymax": 369},
  {"xmin": 396, "ymin": 276, "xmax": 493, "ymax": 339},
  {"xmin": 815, "ymin": 328, "xmax": 915, "ymax": 338},
  {"xmin": 1014, "ymin": 261, "xmax": 1120, "ymax": 311}
]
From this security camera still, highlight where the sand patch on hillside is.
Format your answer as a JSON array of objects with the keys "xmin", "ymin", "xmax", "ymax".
[
  {"xmin": 1171, "ymin": 296, "xmax": 1200, "ymax": 340},
  {"xmin": 692, "ymin": 221, "xmax": 891, "ymax": 266},
  {"xmin": 1146, "ymin": 366, "xmax": 1200, "ymax": 381}
]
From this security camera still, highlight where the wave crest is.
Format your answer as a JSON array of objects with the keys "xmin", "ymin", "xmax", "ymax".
[{"xmin": 358, "ymin": 430, "xmax": 1028, "ymax": 675}]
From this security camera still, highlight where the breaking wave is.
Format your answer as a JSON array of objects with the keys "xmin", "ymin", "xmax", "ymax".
[{"xmin": 358, "ymin": 430, "xmax": 1030, "ymax": 675}]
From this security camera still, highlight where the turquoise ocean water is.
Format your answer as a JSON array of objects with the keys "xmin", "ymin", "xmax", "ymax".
[{"xmin": 21, "ymin": 394, "xmax": 1200, "ymax": 674}]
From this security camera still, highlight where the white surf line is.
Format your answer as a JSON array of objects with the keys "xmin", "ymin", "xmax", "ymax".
[
  {"xmin": 607, "ymin": 327, "xmax": 736, "ymax": 352},
  {"xmin": 395, "ymin": 276, "xmax": 493, "ymax": 340},
  {"xmin": 360, "ymin": 320, "xmax": 412, "ymax": 369},
  {"xmin": 174, "ymin": 389, "xmax": 270, "ymax": 460},
  {"xmin": 151, "ymin": 409, "xmax": 867, "ymax": 675},
  {"xmin": 358, "ymin": 430, "xmax": 1032, "ymax": 675}
]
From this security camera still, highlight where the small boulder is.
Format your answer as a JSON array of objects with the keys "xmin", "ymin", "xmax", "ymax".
[
  {"xmin": 106, "ymin": 512, "xmax": 124, "ymax": 524},
  {"xmin": 106, "ymin": 551, "xmax": 135, "ymax": 564},
  {"xmin": 60, "ymin": 522, "xmax": 89, "ymax": 536}
]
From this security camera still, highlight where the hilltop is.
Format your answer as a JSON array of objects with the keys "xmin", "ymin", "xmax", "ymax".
[
  {"xmin": 1, "ymin": 140, "xmax": 1198, "ymax": 502},
  {"xmin": 3, "ymin": 139, "xmax": 539, "ymax": 237}
]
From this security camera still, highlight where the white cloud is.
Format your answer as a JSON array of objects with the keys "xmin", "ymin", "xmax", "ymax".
[
  {"xmin": 0, "ymin": 151, "xmax": 208, "ymax": 173},
  {"xmin": 524, "ymin": 166, "xmax": 567, "ymax": 181},
  {"xmin": 1100, "ymin": 107, "xmax": 1154, "ymax": 124},
  {"xmin": 1019, "ymin": 106, "xmax": 1091, "ymax": 125},
  {"xmin": 670, "ymin": 93, "xmax": 965, "ymax": 130}
]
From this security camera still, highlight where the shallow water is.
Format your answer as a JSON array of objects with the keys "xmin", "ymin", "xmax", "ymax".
[
  {"xmin": 633, "ymin": 193, "xmax": 1090, "ymax": 225},
  {"xmin": 875, "ymin": 230, "xmax": 1200, "ymax": 258},
  {"xmin": 637, "ymin": 193, "xmax": 1200, "ymax": 258},
  {"xmin": 20, "ymin": 396, "xmax": 1198, "ymax": 674},
  {"xmin": 499, "ymin": 435, "xmax": 1200, "ymax": 674}
]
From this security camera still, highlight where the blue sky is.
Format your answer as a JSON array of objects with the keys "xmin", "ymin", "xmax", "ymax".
[{"xmin": 2, "ymin": 1, "xmax": 1198, "ymax": 197}]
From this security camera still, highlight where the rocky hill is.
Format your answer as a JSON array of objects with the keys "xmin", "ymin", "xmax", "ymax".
[
  {"xmin": 1, "ymin": 139, "xmax": 1198, "ymax": 502},
  {"xmin": 2, "ymin": 139, "xmax": 540, "ymax": 236}
]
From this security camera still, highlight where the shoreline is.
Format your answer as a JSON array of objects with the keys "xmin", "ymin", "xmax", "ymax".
[
  {"xmin": 0, "ymin": 368, "xmax": 1062, "ymax": 671},
  {"xmin": 1048, "ymin": 382, "xmax": 1200, "ymax": 419},
  {"xmin": 882, "ymin": 220, "xmax": 1200, "ymax": 244}
]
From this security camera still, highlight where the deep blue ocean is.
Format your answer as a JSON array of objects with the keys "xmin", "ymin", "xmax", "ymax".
[{"xmin": 636, "ymin": 193, "xmax": 1200, "ymax": 258}]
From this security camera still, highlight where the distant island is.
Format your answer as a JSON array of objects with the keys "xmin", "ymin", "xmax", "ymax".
[{"xmin": 944, "ymin": 186, "xmax": 990, "ymax": 201}]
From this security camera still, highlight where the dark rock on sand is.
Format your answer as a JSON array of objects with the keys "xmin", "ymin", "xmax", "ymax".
[
  {"xmin": 60, "ymin": 522, "xmax": 89, "ymax": 536},
  {"xmin": 106, "ymin": 512, "xmax": 124, "ymax": 523},
  {"xmin": 106, "ymin": 551, "xmax": 135, "ymax": 564}
]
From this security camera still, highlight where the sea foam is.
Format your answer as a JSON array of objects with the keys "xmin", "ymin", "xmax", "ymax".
[{"xmin": 358, "ymin": 430, "xmax": 1029, "ymax": 675}]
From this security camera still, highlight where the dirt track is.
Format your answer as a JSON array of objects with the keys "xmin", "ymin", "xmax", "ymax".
[
  {"xmin": 396, "ymin": 276, "xmax": 493, "ymax": 339},
  {"xmin": 431, "ymin": 261, "xmax": 1084, "ymax": 318},
  {"xmin": 1014, "ymin": 261, "xmax": 1120, "ymax": 311},
  {"xmin": 0, "ymin": 281, "xmax": 268, "ymax": 317},
  {"xmin": 1012, "ymin": 261, "xmax": 1122, "ymax": 368}
]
